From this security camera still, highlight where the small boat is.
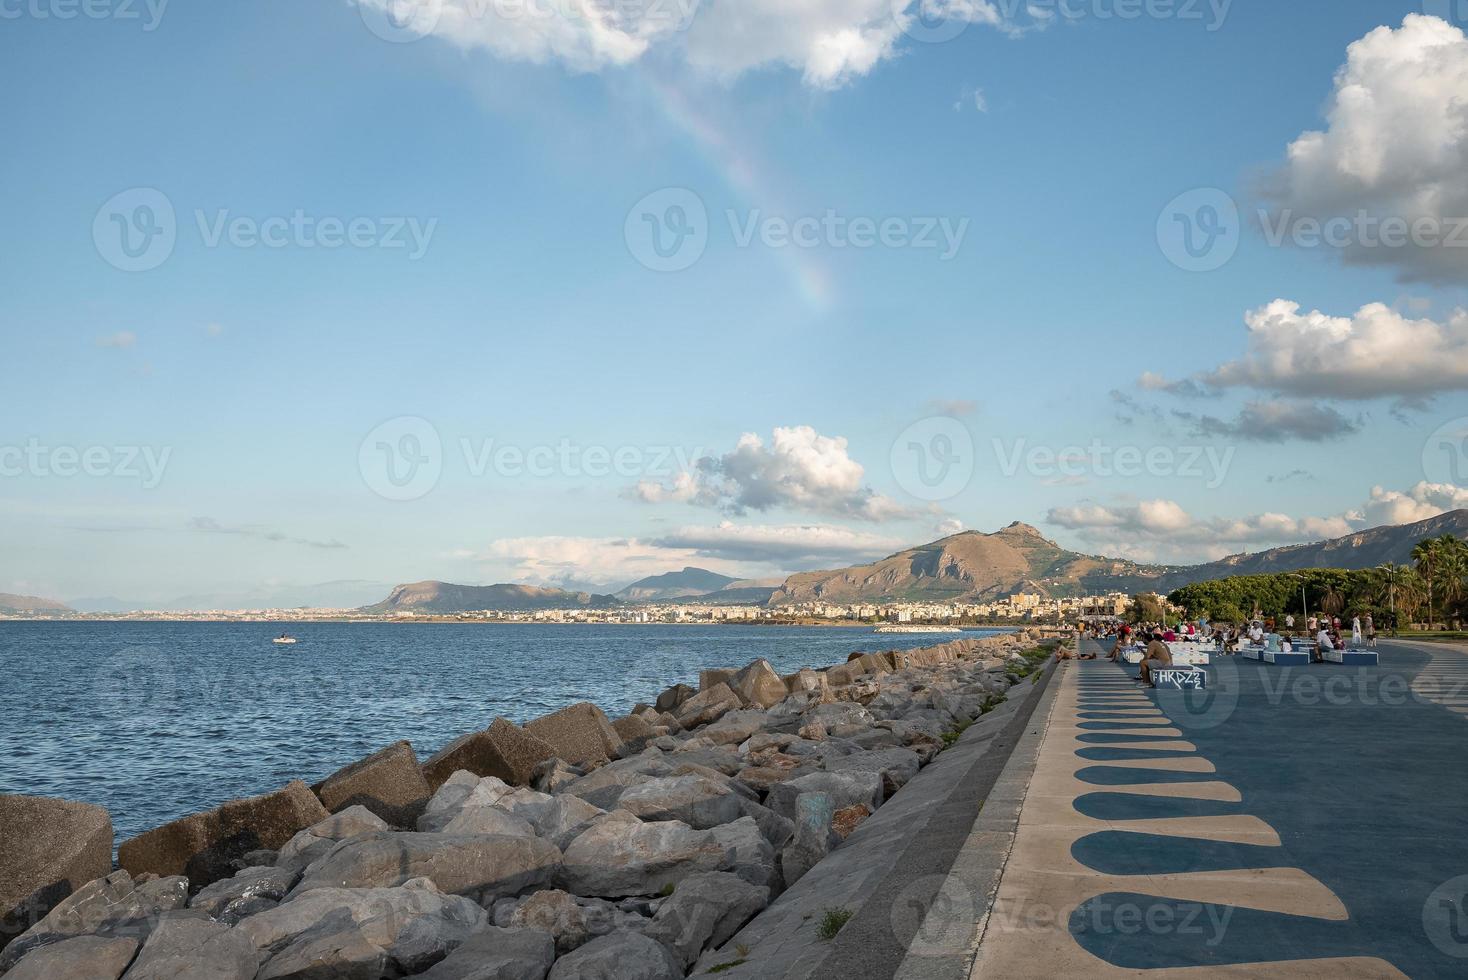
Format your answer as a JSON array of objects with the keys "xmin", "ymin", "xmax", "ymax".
[{"xmin": 272, "ymin": 635, "xmax": 297, "ymax": 645}]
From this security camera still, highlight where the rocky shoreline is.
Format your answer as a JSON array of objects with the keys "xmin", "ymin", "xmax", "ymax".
[{"xmin": 0, "ymin": 630, "xmax": 1056, "ymax": 979}]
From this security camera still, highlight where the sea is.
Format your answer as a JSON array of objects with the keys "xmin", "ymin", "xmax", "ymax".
[{"xmin": 0, "ymin": 621, "xmax": 1012, "ymax": 841}]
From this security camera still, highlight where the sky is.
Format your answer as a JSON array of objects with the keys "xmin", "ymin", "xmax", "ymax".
[{"xmin": 6, "ymin": 0, "xmax": 1468, "ymax": 607}]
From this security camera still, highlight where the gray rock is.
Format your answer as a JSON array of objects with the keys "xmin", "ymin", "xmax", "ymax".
[
  {"xmin": 737, "ymin": 798, "xmax": 795, "ymax": 851},
  {"xmin": 615, "ymin": 775, "xmax": 743, "ymax": 830},
  {"xmin": 189, "ymin": 866, "xmax": 296, "ymax": 925},
  {"xmin": 699, "ymin": 710, "xmax": 769, "ymax": 747},
  {"xmin": 546, "ymin": 932, "xmax": 681, "ymax": 980},
  {"xmin": 727, "ymin": 660, "xmax": 788, "ymax": 709},
  {"xmin": 240, "ymin": 878, "xmax": 486, "ymax": 980},
  {"xmin": 2, "ymin": 935, "xmax": 139, "ymax": 980},
  {"xmin": 435, "ymin": 805, "xmax": 538, "ymax": 839},
  {"xmin": 531, "ymin": 759, "xmax": 585, "ymax": 796},
  {"xmin": 558, "ymin": 812, "xmax": 730, "ymax": 898},
  {"xmin": 313, "ymin": 740, "xmax": 432, "ymax": 828},
  {"xmin": 825, "ymin": 747, "xmax": 922, "ymax": 797},
  {"xmin": 0, "ymin": 870, "xmax": 187, "ymax": 973},
  {"xmin": 653, "ymin": 684, "xmax": 694, "ymax": 714},
  {"xmin": 779, "ymin": 793, "xmax": 838, "ymax": 888},
  {"xmin": 0, "ymin": 794, "xmax": 113, "ymax": 947},
  {"xmin": 275, "ymin": 805, "xmax": 388, "ymax": 874},
  {"xmin": 291, "ymin": 832, "xmax": 561, "ymax": 905},
  {"xmin": 673, "ymin": 684, "xmax": 741, "ymax": 729},
  {"xmin": 525, "ymin": 703, "xmax": 623, "ymax": 768},
  {"xmin": 412, "ymin": 926, "xmax": 556, "ymax": 980},
  {"xmin": 561, "ymin": 757, "xmax": 673, "ymax": 811},
  {"xmin": 804, "ymin": 702, "xmax": 874, "ymax": 730},
  {"xmin": 508, "ymin": 890, "xmax": 645, "ymax": 955},
  {"xmin": 642, "ymin": 872, "xmax": 768, "ymax": 970},
  {"xmin": 707, "ymin": 818, "xmax": 776, "ymax": 889},
  {"xmin": 493, "ymin": 790, "xmax": 605, "ymax": 850},
  {"xmin": 122, "ymin": 911, "xmax": 261, "ymax": 979},
  {"xmin": 766, "ymin": 771, "xmax": 883, "ymax": 822}
]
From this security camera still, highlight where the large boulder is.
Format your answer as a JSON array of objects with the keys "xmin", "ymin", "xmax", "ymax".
[
  {"xmin": 780, "ymin": 793, "xmax": 839, "ymax": 888},
  {"xmin": 697, "ymin": 669, "xmax": 737, "ymax": 694},
  {"xmin": 804, "ymin": 702, "xmax": 875, "ymax": 731},
  {"xmin": 314, "ymin": 740, "xmax": 432, "ymax": 827},
  {"xmin": 728, "ymin": 660, "xmax": 787, "ymax": 709},
  {"xmin": 615, "ymin": 775, "xmax": 743, "ymax": 830},
  {"xmin": 546, "ymin": 932, "xmax": 681, "ymax": 980},
  {"xmin": 239, "ymin": 878, "xmax": 486, "ymax": 980},
  {"xmin": 423, "ymin": 720, "xmax": 560, "ymax": 792},
  {"xmin": 525, "ymin": 704, "xmax": 623, "ymax": 768},
  {"xmin": 292, "ymin": 832, "xmax": 561, "ymax": 904},
  {"xmin": 699, "ymin": 710, "xmax": 768, "ymax": 747},
  {"xmin": 653, "ymin": 684, "xmax": 695, "ymax": 714},
  {"xmin": 123, "ymin": 911, "xmax": 261, "ymax": 980},
  {"xmin": 275, "ymin": 805, "xmax": 389, "ymax": 874},
  {"xmin": 492, "ymin": 789, "xmax": 606, "ymax": 850},
  {"xmin": 674, "ymin": 684, "xmax": 741, "ymax": 730},
  {"xmin": 189, "ymin": 866, "xmax": 297, "ymax": 924},
  {"xmin": 118, "ymin": 781, "xmax": 328, "ymax": 887},
  {"xmin": 0, "ymin": 870, "xmax": 187, "ymax": 973},
  {"xmin": 766, "ymin": 771, "xmax": 883, "ymax": 822},
  {"xmin": 825, "ymin": 747, "xmax": 923, "ymax": 797},
  {"xmin": 707, "ymin": 818, "xmax": 776, "ymax": 889},
  {"xmin": 420, "ymin": 773, "xmax": 515, "ymax": 831},
  {"xmin": 559, "ymin": 812, "xmax": 730, "ymax": 898},
  {"xmin": 507, "ymin": 890, "xmax": 645, "ymax": 955},
  {"xmin": 561, "ymin": 757, "xmax": 674, "ymax": 811},
  {"xmin": 412, "ymin": 925, "xmax": 556, "ymax": 980},
  {"xmin": 1, "ymin": 935, "xmax": 139, "ymax": 980},
  {"xmin": 0, "ymin": 795, "xmax": 113, "ymax": 946},
  {"xmin": 643, "ymin": 872, "xmax": 768, "ymax": 970}
]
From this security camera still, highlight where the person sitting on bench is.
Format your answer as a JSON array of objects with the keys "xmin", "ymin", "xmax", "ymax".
[
  {"xmin": 1137, "ymin": 632, "xmax": 1172, "ymax": 687},
  {"xmin": 1315, "ymin": 627, "xmax": 1335, "ymax": 664}
]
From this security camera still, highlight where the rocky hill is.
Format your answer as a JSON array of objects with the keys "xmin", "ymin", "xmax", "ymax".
[
  {"xmin": 769, "ymin": 512, "xmax": 1468, "ymax": 605},
  {"xmin": 614, "ymin": 567, "xmax": 740, "ymax": 602},
  {"xmin": 769, "ymin": 523, "xmax": 1180, "ymax": 605},
  {"xmin": 362, "ymin": 581, "xmax": 618, "ymax": 614},
  {"xmin": 0, "ymin": 593, "xmax": 73, "ymax": 614}
]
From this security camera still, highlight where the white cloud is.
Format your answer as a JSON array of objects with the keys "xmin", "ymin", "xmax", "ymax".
[
  {"xmin": 482, "ymin": 535, "xmax": 718, "ymax": 588},
  {"xmin": 1201, "ymin": 300, "xmax": 1468, "ymax": 400},
  {"xmin": 633, "ymin": 425, "xmax": 911, "ymax": 521},
  {"xmin": 652, "ymin": 521, "xmax": 904, "ymax": 564},
  {"xmin": 1046, "ymin": 481, "xmax": 1468, "ymax": 563},
  {"xmin": 358, "ymin": 0, "xmax": 1015, "ymax": 89},
  {"xmin": 1266, "ymin": 15, "xmax": 1468, "ymax": 282},
  {"xmin": 96, "ymin": 331, "xmax": 136, "ymax": 349}
]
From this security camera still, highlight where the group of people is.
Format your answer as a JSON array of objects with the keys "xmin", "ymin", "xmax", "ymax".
[{"xmin": 1083, "ymin": 610, "xmax": 1378, "ymax": 675}]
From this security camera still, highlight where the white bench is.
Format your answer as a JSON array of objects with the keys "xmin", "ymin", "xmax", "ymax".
[{"xmin": 1322, "ymin": 648, "xmax": 1379, "ymax": 666}]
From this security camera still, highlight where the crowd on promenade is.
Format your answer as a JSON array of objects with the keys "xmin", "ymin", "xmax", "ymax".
[{"xmin": 1077, "ymin": 612, "xmax": 1379, "ymax": 677}]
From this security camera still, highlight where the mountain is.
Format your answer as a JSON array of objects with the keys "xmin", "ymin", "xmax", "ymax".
[
  {"xmin": 614, "ymin": 567, "xmax": 739, "ymax": 602},
  {"xmin": 362, "ymin": 581, "xmax": 619, "ymax": 614},
  {"xmin": 770, "ymin": 523, "xmax": 1178, "ymax": 605},
  {"xmin": 1180, "ymin": 509, "xmax": 1468, "ymax": 580},
  {"xmin": 0, "ymin": 593, "xmax": 73, "ymax": 614},
  {"xmin": 768, "ymin": 512, "xmax": 1468, "ymax": 606}
]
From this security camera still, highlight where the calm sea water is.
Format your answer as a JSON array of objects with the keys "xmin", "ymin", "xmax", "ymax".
[{"xmin": 0, "ymin": 622, "xmax": 1009, "ymax": 842}]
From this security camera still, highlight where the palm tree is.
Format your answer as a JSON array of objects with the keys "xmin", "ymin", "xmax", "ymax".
[{"xmin": 1413, "ymin": 538, "xmax": 1442, "ymax": 628}]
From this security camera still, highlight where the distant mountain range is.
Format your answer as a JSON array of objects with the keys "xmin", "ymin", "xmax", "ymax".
[
  {"xmin": 0, "ymin": 593, "xmax": 74, "ymax": 614},
  {"xmin": 362, "ymin": 581, "xmax": 619, "ymax": 614},
  {"xmin": 613, "ymin": 567, "xmax": 782, "ymax": 605},
  {"xmin": 768, "ymin": 511, "xmax": 1468, "ymax": 605}
]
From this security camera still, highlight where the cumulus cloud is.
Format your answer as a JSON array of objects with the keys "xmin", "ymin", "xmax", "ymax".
[
  {"xmin": 1172, "ymin": 398, "xmax": 1362, "ymax": 443},
  {"xmin": 357, "ymin": 0, "xmax": 1016, "ymax": 89},
  {"xmin": 632, "ymin": 425, "xmax": 910, "ymax": 521},
  {"xmin": 1046, "ymin": 481, "xmax": 1468, "ymax": 562},
  {"xmin": 1202, "ymin": 299, "xmax": 1468, "ymax": 400},
  {"xmin": 1264, "ymin": 15, "xmax": 1468, "ymax": 282},
  {"xmin": 653, "ymin": 521, "xmax": 904, "ymax": 564},
  {"xmin": 481, "ymin": 535, "xmax": 721, "ymax": 588}
]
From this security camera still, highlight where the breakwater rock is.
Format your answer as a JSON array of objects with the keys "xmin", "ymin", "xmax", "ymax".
[{"xmin": 0, "ymin": 630, "xmax": 1053, "ymax": 978}]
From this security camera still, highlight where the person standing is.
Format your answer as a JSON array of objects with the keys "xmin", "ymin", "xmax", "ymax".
[
  {"xmin": 1365, "ymin": 613, "xmax": 1376, "ymax": 648},
  {"xmin": 1351, "ymin": 615, "xmax": 1363, "ymax": 648}
]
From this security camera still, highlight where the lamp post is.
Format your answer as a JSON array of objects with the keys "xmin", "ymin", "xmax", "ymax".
[{"xmin": 1379, "ymin": 563, "xmax": 1398, "ymax": 638}]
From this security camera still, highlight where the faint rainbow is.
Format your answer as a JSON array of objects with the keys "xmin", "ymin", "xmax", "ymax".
[{"xmin": 639, "ymin": 72, "xmax": 834, "ymax": 313}]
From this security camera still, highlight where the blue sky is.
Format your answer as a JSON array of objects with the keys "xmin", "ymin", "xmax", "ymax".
[{"xmin": 6, "ymin": 0, "xmax": 1468, "ymax": 606}]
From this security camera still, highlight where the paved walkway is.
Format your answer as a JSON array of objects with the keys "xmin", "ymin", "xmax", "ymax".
[{"xmin": 963, "ymin": 638, "xmax": 1468, "ymax": 978}]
